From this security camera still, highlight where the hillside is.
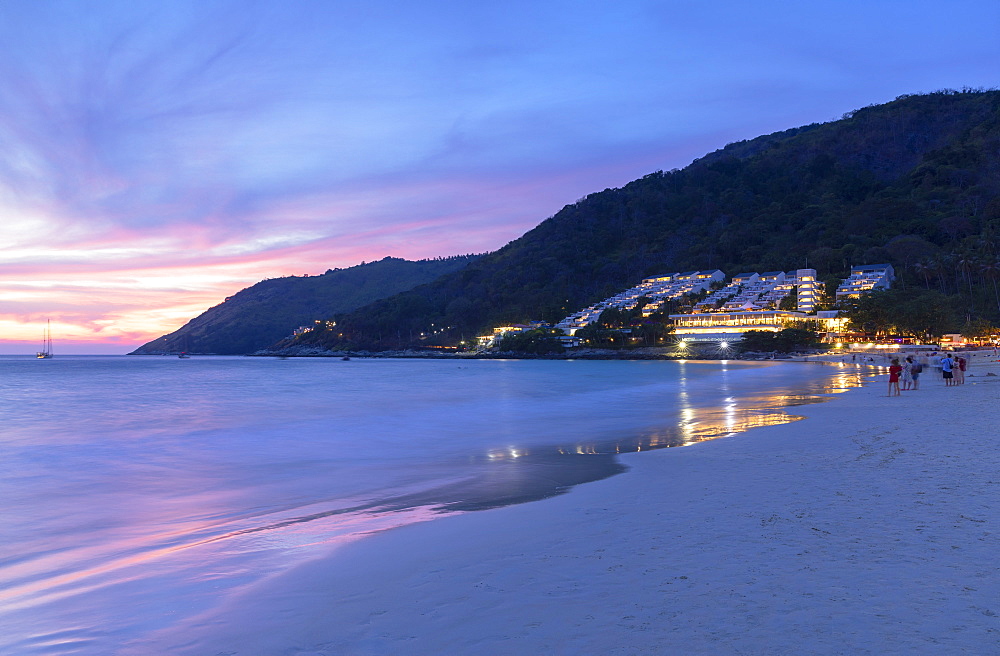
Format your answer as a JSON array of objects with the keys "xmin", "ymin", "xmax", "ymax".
[
  {"xmin": 289, "ymin": 89, "xmax": 1000, "ymax": 351},
  {"xmin": 130, "ymin": 256, "xmax": 479, "ymax": 355}
]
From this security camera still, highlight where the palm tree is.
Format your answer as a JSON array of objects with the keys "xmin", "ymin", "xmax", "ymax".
[
  {"xmin": 953, "ymin": 251, "xmax": 978, "ymax": 308},
  {"xmin": 912, "ymin": 261, "xmax": 932, "ymax": 290},
  {"xmin": 930, "ymin": 255, "xmax": 950, "ymax": 294},
  {"xmin": 980, "ymin": 260, "xmax": 1000, "ymax": 313}
]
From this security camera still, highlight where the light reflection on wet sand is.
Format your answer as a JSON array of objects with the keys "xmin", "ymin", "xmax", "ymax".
[
  {"xmin": 350, "ymin": 363, "xmax": 870, "ymax": 517},
  {"xmin": 511, "ymin": 362, "xmax": 867, "ymax": 460}
]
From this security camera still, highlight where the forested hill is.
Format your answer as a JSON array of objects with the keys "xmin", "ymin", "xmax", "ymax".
[
  {"xmin": 130, "ymin": 255, "xmax": 479, "ymax": 355},
  {"xmin": 292, "ymin": 89, "xmax": 1000, "ymax": 351}
]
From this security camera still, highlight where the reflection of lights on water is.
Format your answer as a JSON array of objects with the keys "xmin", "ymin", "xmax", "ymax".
[
  {"xmin": 724, "ymin": 398, "xmax": 737, "ymax": 432},
  {"xmin": 545, "ymin": 407, "xmax": 808, "ymax": 459},
  {"xmin": 485, "ymin": 365, "xmax": 867, "ymax": 462},
  {"xmin": 487, "ymin": 448, "xmax": 531, "ymax": 460}
]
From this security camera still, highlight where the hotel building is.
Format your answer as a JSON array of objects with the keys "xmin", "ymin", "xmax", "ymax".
[
  {"xmin": 836, "ymin": 264, "xmax": 895, "ymax": 300},
  {"xmin": 669, "ymin": 309, "xmax": 847, "ymax": 343},
  {"xmin": 554, "ymin": 270, "xmax": 724, "ymax": 335},
  {"xmin": 495, "ymin": 263, "xmax": 886, "ymax": 348}
]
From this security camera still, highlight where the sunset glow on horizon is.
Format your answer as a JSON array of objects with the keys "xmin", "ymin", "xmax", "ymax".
[{"xmin": 2, "ymin": 0, "xmax": 998, "ymax": 353}]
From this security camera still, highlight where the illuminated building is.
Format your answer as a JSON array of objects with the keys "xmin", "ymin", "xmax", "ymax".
[
  {"xmin": 476, "ymin": 324, "xmax": 529, "ymax": 348},
  {"xmin": 836, "ymin": 264, "xmax": 895, "ymax": 300},
  {"xmin": 553, "ymin": 270, "xmax": 724, "ymax": 335},
  {"xmin": 694, "ymin": 269, "xmax": 821, "ymax": 313},
  {"xmin": 669, "ymin": 309, "xmax": 846, "ymax": 343}
]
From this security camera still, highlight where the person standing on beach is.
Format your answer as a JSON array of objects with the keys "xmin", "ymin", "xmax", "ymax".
[
  {"xmin": 909, "ymin": 356, "xmax": 922, "ymax": 390},
  {"xmin": 901, "ymin": 356, "xmax": 914, "ymax": 391},
  {"xmin": 956, "ymin": 355, "xmax": 967, "ymax": 384},
  {"xmin": 940, "ymin": 353, "xmax": 955, "ymax": 386},
  {"xmin": 888, "ymin": 358, "xmax": 902, "ymax": 396}
]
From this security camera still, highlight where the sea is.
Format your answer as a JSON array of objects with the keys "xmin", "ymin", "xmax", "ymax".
[{"xmin": 0, "ymin": 355, "xmax": 865, "ymax": 654}]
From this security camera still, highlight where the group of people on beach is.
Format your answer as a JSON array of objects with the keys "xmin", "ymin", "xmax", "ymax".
[
  {"xmin": 887, "ymin": 356, "xmax": 923, "ymax": 396},
  {"xmin": 887, "ymin": 352, "xmax": 966, "ymax": 396},
  {"xmin": 938, "ymin": 352, "xmax": 967, "ymax": 387}
]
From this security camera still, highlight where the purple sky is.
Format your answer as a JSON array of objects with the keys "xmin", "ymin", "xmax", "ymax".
[{"xmin": 1, "ymin": 0, "xmax": 998, "ymax": 353}]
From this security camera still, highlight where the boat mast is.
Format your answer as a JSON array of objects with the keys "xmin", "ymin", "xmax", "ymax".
[{"xmin": 38, "ymin": 319, "xmax": 53, "ymax": 358}]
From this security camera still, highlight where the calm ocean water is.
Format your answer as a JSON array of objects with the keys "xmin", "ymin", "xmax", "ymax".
[{"xmin": 0, "ymin": 355, "xmax": 863, "ymax": 654}]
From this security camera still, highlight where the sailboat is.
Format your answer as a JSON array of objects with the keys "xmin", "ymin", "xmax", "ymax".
[{"xmin": 36, "ymin": 320, "xmax": 54, "ymax": 359}]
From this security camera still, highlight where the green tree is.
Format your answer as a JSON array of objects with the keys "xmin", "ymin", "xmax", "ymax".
[
  {"xmin": 738, "ymin": 330, "xmax": 778, "ymax": 352},
  {"xmin": 494, "ymin": 328, "xmax": 566, "ymax": 354},
  {"xmin": 960, "ymin": 317, "xmax": 997, "ymax": 342},
  {"xmin": 843, "ymin": 288, "xmax": 957, "ymax": 342},
  {"xmin": 631, "ymin": 320, "xmax": 675, "ymax": 346},
  {"xmin": 778, "ymin": 286, "xmax": 798, "ymax": 311},
  {"xmin": 773, "ymin": 327, "xmax": 821, "ymax": 351},
  {"xmin": 738, "ymin": 328, "xmax": 820, "ymax": 353},
  {"xmin": 843, "ymin": 293, "xmax": 893, "ymax": 338},
  {"xmin": 892, "ymin": 290, "xmax": 955, "ymax": 343}
]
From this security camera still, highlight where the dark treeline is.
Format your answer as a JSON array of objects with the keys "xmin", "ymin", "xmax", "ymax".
[
  {"xmin": 131, "ymin": 255, "xmax": 480, "ymax": 355},
  {"xmin": 292, "ymin": 90, "xmax": 1000, "ymax": 351}
]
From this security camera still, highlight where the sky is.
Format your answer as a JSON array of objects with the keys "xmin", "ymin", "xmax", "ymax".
[{"xmin": 1, "ymin": 0, "xmax": 998, "ymax": 354}]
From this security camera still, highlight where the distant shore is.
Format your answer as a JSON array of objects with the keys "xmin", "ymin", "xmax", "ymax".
[{"xmin": 239, "ymin": 344, "xmax": 823, "ymax": 360}]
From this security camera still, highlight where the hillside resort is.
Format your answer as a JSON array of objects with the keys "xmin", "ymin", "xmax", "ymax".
[{"xmin": 480, "ymin": 264, "xmax": 896, "ymax": 348}]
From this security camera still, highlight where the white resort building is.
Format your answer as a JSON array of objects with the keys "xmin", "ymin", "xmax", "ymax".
[
  {"xmin": 484, "ymin": 263, "xmax": 888, "ymax": 348},
  {"xmin": 554, "ymin": 270, "xmax": 724, "ymax": 335},
  {"xmin": 670, "ymin": 309, "xmax": 847, "ymax": 343},
  {"xmin": 836, "ymin": 264, "xmax": 894, "ymax": 300},
  {"xmin": 693, "ymin": 269, "xmax": 822, "ymax": 314},
  {"xmin": 670, "ymin": 268, "xmax": 841, "ymax": 343}
]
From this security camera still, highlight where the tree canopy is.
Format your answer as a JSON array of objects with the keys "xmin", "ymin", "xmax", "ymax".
[{"xmin": 843, "ymin": 288, "xmax": 957, "ymax": 342}]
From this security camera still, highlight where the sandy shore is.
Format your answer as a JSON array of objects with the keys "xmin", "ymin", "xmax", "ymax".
[{"xmin": 132, "ymin": 354, "xmax": 1000, "ymax": 655}]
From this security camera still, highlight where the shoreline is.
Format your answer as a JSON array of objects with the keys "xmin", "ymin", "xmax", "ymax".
[{"xmin": 119, "ymin": 359, "xmax": 1000, "ymax": 654}]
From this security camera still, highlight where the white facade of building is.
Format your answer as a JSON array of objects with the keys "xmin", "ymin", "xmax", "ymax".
[
  {"xmin": 670, "ymin": 309, "xmax": 846, "ymax": 343},
  {"xmin": 546, "ymin": 264, "xmax": 874, "ymax": 346},
  {"xmin": 836, "ymin": 264, "xmax": 895, "ymax": 300},
  {"xmin": 693, "ymin": 269, "xmax": 821, "ymax": 314},
  {"xmin": 554, "ymin": 270, "xmax": 724, "ymax": 335}
]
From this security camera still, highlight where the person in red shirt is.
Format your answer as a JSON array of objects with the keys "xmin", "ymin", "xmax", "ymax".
[{"xmin": 888, "ymin": 358, "xmax": 902, "ymax": 396}]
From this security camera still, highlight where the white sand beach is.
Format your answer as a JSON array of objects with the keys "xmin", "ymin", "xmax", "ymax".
[{"xmin": 131, "ymin": 354, "xmax": 1000, "ymax": 655}]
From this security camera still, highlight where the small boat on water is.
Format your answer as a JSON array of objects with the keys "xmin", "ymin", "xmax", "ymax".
[
  {"xmin": 36, "ymin": 320, "xmax": 53, "ymax": 359},
  {"xmin": 178, "ymin": 352, "xmax": 190, "ymax": 359}
]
